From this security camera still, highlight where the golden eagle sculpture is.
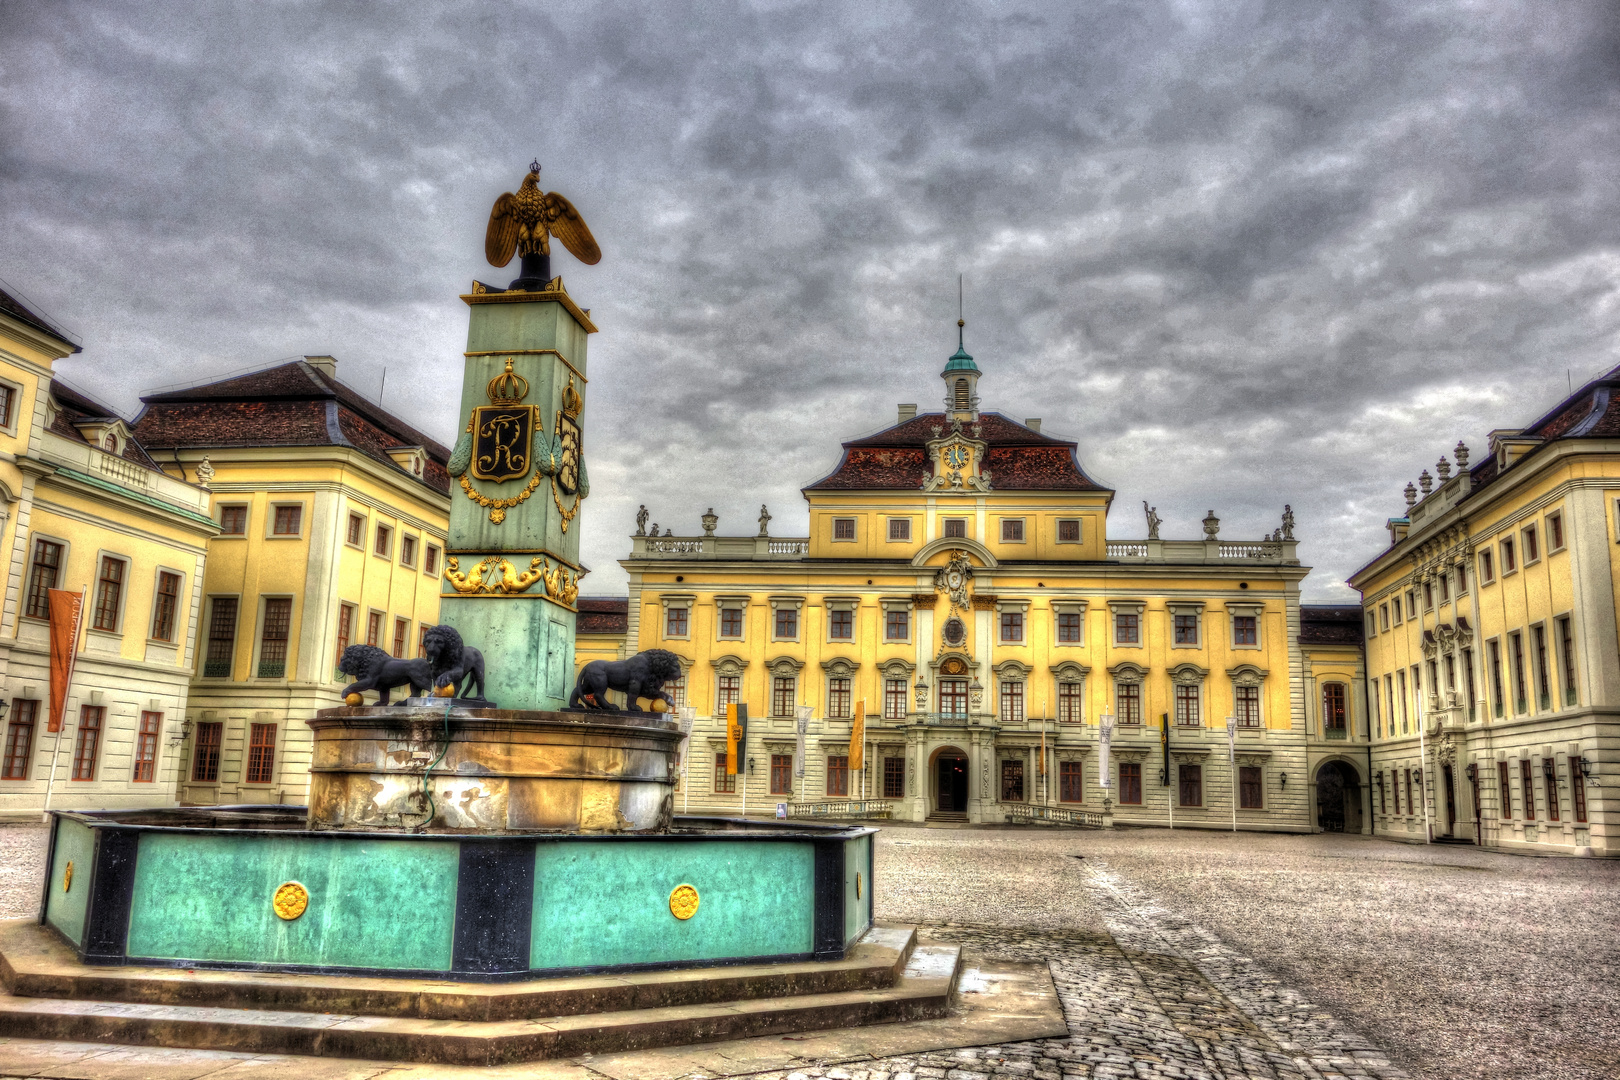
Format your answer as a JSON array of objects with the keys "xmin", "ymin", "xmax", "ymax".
[{"xmin": 485, "ymin": 161, "xmax": 601, "ymax": 269}]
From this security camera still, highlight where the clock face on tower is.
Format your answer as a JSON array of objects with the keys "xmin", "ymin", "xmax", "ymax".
[{"xmin": 946, "ymin": 445, "xmax": 970, "ymax": 470}]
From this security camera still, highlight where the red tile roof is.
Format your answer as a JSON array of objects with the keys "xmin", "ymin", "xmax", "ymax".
[
  {"xmin": 1299, "ymin": 605, "xmax": 1364, "ymax": 645},
  {"xmin": 133, "ymin": 360, "xmax": 450, "ymax": 495},
  {"xmin": 805, "ymin": 411, "xmax": 1104, "ymax": 492},
  {"xmin": 577, "ymin": 597, "xmax": 628, "ymax": 635},
  {"xmin": 49, "ymin": 379, "xmax": 161, "ymax": 470}
]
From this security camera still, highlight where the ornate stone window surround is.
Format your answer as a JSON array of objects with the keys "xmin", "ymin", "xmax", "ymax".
[
  {"xmin": 1169, "ymin": 662, "xmax": 1209, "ymax": 726},
  {"xmin": 1108, "ymin": 660, "xmax": 1147, "ymax": 724},
  {"xmin": 1050, "ymin": 660, "xmax": 1089, "ymax": 724},
  {"xmin": 768, "ymin": 596, "xmax": 804, "ymax": 643},
  {"xmin": 880, "ymin": 597, "xmax": 913, "ymax": 643},
  {"xmin": 766, "ymin": 655, "xmax": 805, "ymax": 717},
  {"xmin": 714, "ymin": 595, "xmax": 749, "ymax": 641},
  {"xmin": 1227, "ymin": 663, "xmax": 1268, "ymax": 727},
  {"xmin": 660, "ymin": 593, "xmax": 695, "ymax": 641},
  {"xmin": 993, "ymin": 658, "xmax": 1032, "ymax": 690},
  {"xmin": 821, "ymin": 657, "xmax": 858, "ymax": 720},
  {"xmin": 1109, "ymin": 600, "xmax": 1145, "ymax": 649},
  {"xmin": 1166, "ymin": 601, "xmax": 1206, "ymax": 650},
  {"xmin": 824, "ymin": 596, "xmax": 859, "ymax": 644},
  {"xmin": 710, "ymin": 653, "xmax": 748, "ymax": 719},
  {"xmin": 1226, "ymin": 602, "xmax": 1263, "ymax": 650},
  {"xmin": 996, "ymin": 597, "xmax": 1030, "ymax": 645},
  {"xmin": 1052, "ymin": 599, "xmax": 1088, "ymax": 647}
]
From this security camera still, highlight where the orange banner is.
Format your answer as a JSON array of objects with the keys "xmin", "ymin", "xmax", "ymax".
[
  {"xmin": 47, "ymin": 590, "xmax": 83, "ymax": 734},
  {"xmin": 850, "ymin": 700, "xmax": 865, "ymax": 770}
]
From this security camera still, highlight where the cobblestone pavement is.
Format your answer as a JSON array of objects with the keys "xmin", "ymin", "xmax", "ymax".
[{"xmin": 3, "ymin": 823, "xmax": 1614, "ymax": 1080}]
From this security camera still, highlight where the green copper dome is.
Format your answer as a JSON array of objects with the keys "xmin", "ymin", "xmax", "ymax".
[{"xmin": 942, "ymin": 345, "xmax": 979, "ymax": 374}]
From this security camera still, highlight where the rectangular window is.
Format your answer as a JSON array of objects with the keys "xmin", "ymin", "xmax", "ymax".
[
  {"xmin": 1533, "ymin": 625, "xmax": 1551, "ymax": 710},
  {"xmin": 1523, "ymin": 525, "xmax": 1539, "ymax": 563},
  {"xmin": 1057, "ymin": 519, "xmax": 1081, "ymax": 543},
  {"xmin": 1423, "ymin": 582, "xmax": 1433, "ymax": 610},
  {"xmin": 774, "ymin": 607, "xmax": 798, "ymax": 639},
  {"xmin": 25, "ymin": 539, "xmax": 62, "ymax": 620},
  {"xmin": 770, "ymin": 754, "xmax": 792, "ymax": 795},
  {"xmin": 374, "ymin": 524, "xmax": 392, "ymax": 556},
  {"xmin": 826, "ymin": 755, "xmax": 849, "ymax": 796},
  {"xmin": 192, "ymin": 721, "xmax": 223, "ymax": 782},
  {"xmin": 771, "ymin": 677, "xmax": 795, "ymax": 717},
  {"xmin": 1456, "ymin": 562, "xmax": 1467, "ymax": 591},
  {"xmin": 1174, "ymin": 683, "xmax": 1200, "ymax": 726},
  {"xmin": 1572, "ymin": 756, "xmax": 1588, "ymax": 823},
  {"xmin": 259, "ymin": 598, "xmax": 292, "ymax": 678},
  {"xmin": 713, "ymin": 752, "xmax": 736, "ymax": 793},
  {"xmin": 132, "ymin": 711, "xmax": 161, "ymax": 782},
  {"xmin": 1384, "ymin": 674, "xmax": 1395, "ymax": 733},
  {"xmin": 1233, "ymin": 615, "xmax": 1257, "ymax": 645},
  {"xmin": 400, "ymin": 535, "xmax": 417, "ymax": 568},
  {"xmin": 1501, "ymin": 538, "xmax": 1516, "ymax": 572},
  {"xmin": 0, "ymin": 384, "xmax": 12, "ymax": 428},
  {"xmin": 1558, "ymin": 617, "xmax": 1577, "ymax": 706},
  {"xmin": 883, "ymin": 756, "xmax": 905, "ymax": 798},
  {"xmin": 885, "ymin": 608, "xmax": 909, "ymax": 641},
  {"xmin": 335, "ymin": 604, "xmax": 354, "ymax": 667},
  {"xmin": 1116, "ymin": 682, "xmax": 1141, "ymax": 725},
  {"xmin": 1397, "ymin": 669, "xmax": 1409, "ymax": 732},
  {"xmin": 273, "ymin": 504, "xmax": 302, "ymax": 535},
  {"xmin": 999, "ymin": 680, "xmax": 1025, "ymax": 724},
  {"xmin": 72, "ymin": 705, "xmax": 103, "ymax": 781},
  {"xmin": 1001, "ymin": 519, "xmax": 1025, "ymax": 542},
  {"xmin": 1367, "ymin": 613, "xmax": 1377, "ymax": 637},
  {"xmin": 716, "ymin": 675, "xmax": 740, "ymax": 711},
  {"xmin": 833, "ymin": 517, "xmax": 856, "ymax": 540},
  {"xmin": 3, "ymin": 699, "xmax": 39, "ymax": 780},
  {"xmin": 367, "ymin": 611, "xmax": 382, "ymax": 646},
  {"xmin": 828, "ymin": 677, "xmax": 851, "ymax": 719},
  {"xmin": 828, "ymin": 608, "xmax": 853, "ymax": 639},
  {"xmin": 393, "ymin": 617, "xmax": 409, "ymax": 659},
  {"xmin": 720, "ymin": 607, "xmax": 744, "ymax": 638},
  {"xmin": 884, "ymin": 678, "xmax": 908, "ymax": 720},
  {"xmin": 246, "ymin": 722, "xmax": 276, "ymax": 784},
  {"xmin": 1001, "ymin": 759, "xmax": 1025, "ymax": 801},
  {"xmin": 92, "ymin": 556, "xmax": 124, "ymax": 631},
  {"xmin": 1115, "ymin": 612, "xmax": 1139, "ymax": 644},
  {"xmin": 151, "ymin": 571, "xmax": 181, "ymax": 641},
  {"xmin": 1479, "ymin": 548, "xmax": 1494, "ymax": 583},
  {"xmin": 1510, "ymin": 632, "xmax": 1527, "ymax": 714},
  {"xmin": 1323, "ymin": 683, "xmax": 1347, "ymax": 735},
  {"xmin": 1057, "ymin": 611, "xmax": 1082, "ymax": 643},
  {"xmin": 1058, "ymin": 681, "xmax": 1083, "ymax": 723},
  {"xmin": 1489, "ymin": 640, "xmax": 1504, "ymax": 718},
  {"xmin": 1497, "ymin": 761, "xmax": 1511, "ymax": 820},
  {"xmin": 1378, "ymin": 772, "xmax": 1387, "ymax": 814},
  {"xmin": 1239, "ymin": 766, "xmax": 1263, "ymax": 809},
  {"xmin": 205, "ymin": 597, "xmax": 238, "ymax": 678},
  {"xmin": 1545, "ymin": 761, "xmax": 1560, "ymax": 822},
  {"xmin": 1547, "ymin": 512, "xmax": 1564, "ymax": 552},
  {"xmin": 1379, "ymin": 603, "xmax": 1390, "ymax": 631},
  {"xmin": 221, "ymin": 505, "xmax": 248, "ymax": 535},
  {"xmin": 1173, "ymin": 614, "xmax": 1199, "ymax": 645},
  {"xmin": 1235, "ymin": 684, "xmax": 1260, "ymax": 727},
  {"xmin": 1178, "ymin": 763, "xmax": 1202, "ymax": 807},
  {"xmin": 1463, "ymin": 647, "xmax": 1477, "ymax": 722},
  {"xmin": 1405, "ymin": 768, "xmax": 1414, "ymax": 815},
  {"xmin": 888, "ymin": 518, "xmax": 911, "ymax": 541},
  {"xmin": 418, "ymin": 624, "xmax": 429, "ymax": 658},
  {"xmin": 943, "ymin": 518, "xmax": 966, "ymax": 538},
  {"xmin": 1118, "ymin": 762, "xmax": 1142, "ymax": 804},
  {"xmin": 1000, "ymin": 611, "xmax": 1024, "ymax": 642},
  {"xmin": 1392, "ymin": 769, "xmax": 1401, "ymax": 814},
  {"xmin": 1060, "ymin": 760, "xmax": 1084, "ymax": 802},
  {"xmin": 1371, "ymin": 680, "xmax": 1382, "ymax": 738},
  {"xmin": 1520, "ymin": 758, "xmax": 1535, "ymax": 820},
  {"xmin": 1438, "ymin": 574, "xmax": 1450, "ymax": 603},
  {"xmin": 665, "ymin": 606, "xmax": 688, "ymax": 637},
  {"xmin": 347, "ymin": 513, "xmax": 364, "ymax": 545},
  {"xmin": 424, "ymin": 545, "xmax": 440, "ymax": 575},
  {"xmin": 664, "ymin": 675, "xmax": 685, "ymax": 707}
]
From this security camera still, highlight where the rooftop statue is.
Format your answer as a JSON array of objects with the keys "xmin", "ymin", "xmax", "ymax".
[{"xmin": 485, "ymin": 160, "xmax": 602, "ymax": 269}]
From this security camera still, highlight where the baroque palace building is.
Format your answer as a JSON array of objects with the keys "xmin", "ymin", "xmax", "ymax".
[
  {"xmin": 621, "ymin": 329, "xmax": 1372, "ymax": 830},
  {"xmin": 0, "ymin": 288, "xmax": 218, "ymax": 813},
  {"xmin": 1350, "ymin": 366, "xmax": 1619, "ymax": 856}
]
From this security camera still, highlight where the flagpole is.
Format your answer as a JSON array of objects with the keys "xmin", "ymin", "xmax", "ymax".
[
  {"xmin": 40, "ymin": 586, "xmax": 86, "ymax": 822},
  {"xmin": 1227, "ymin": 715, "xmax": 1238, "ymax": 832}
]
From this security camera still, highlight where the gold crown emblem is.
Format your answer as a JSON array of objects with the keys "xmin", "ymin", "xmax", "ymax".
[
  {"xmin": 562, "ymin": 376, "xmax": 582, "ymax": 417},
  {"xmin": 487, "ymin": 358, "xmax": 530, "ymax": 406}
]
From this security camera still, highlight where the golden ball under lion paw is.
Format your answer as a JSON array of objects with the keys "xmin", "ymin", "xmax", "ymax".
[
  {"xmin": 344, "ymin": 693, "xmax": 363, "ymax": 707},
  {"xmin": 434, "ymin": 685, "xmax": 455, "ymax": 698}
]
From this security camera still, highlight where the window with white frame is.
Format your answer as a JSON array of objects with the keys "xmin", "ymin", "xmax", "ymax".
[
  {"xmin": 887, "ymin": 518, "xmax": 911, "ymax": 542},
  {"xmin": 1058, "ymin": 680, "xmax": 1083, "ymax": 723},
  {"xmin": 883, "ymin": 678, "xmax": 908, "ymax": 719},
  {"xmin": 999, "ymin": 678, "xmax": 1025, "ymax": 723},
  {"xmin": 1054, "ymin": 601, "xmax": 1086, "ymax": 645},
  {"xmin": 771, "ymin": 599, "xmax": 802, "ymax": 641},
  {"xmin": 1112, "ymin": 603, "xmax": 1144, "ymax": 646},
  {"xmin": 717, "ymin": 599, "xmax": 746, "ymax": 639},
  {"xmin": 827, "ymin": 676, "xmax": 852, "ymax": 719},
  {"xmin": 1057, "ymin": 518, "xmax": 1081, "ymax": 543},
  {"xmin": 827, "ymin": 600, "xmax": 856, "ymax": 641},
  {"xmin": 1168, "ymin": 603, "xmax": 1203, "ymax": 647},
  {"xmin": 1112, "ymin": 665, "xmax": 1145, "ymax": 724},
  {"xmin": 832, "ymin": 517, "xmax": 856, "ymax": 541},
  {"xmin": 1000, "ymin": 518, "xmax": 1025, "ymax": 543},
  {"xmin": 1547, "ymin": 511, "xmax": 1565, "ymax": 553},
  {"xmin": 1171, "ymin": 667, "xmax": 1204, "ymax": 726},
  {"xmin": 663, "ymin": 598, "xmax": 693, "ymax": 639},
  {"xmin": 882, "ymin": 601, "xmax": 911, "ymax": 642},
  {"xmin": 943, "ymin": 518, "xmax": 967, "ymax": 538}
]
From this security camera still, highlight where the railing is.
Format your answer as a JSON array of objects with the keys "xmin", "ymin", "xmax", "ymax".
[
  {"xmin": 1218, "ymin": 542, "xmax": 1282, "ymax": 559},
  {"xmin": 91, "ymin": 451, "xmax": 152, "ymax": 491},
  {"xmin": 785, "ymin": 799, "xmax": 894, "ymax": 820},
  {"xmin": 1106, "ymin": 538, "xmax": 1294, "ymax": 563},
  {"xmin": 645, "ymin": 538, "xmax": 704, "ymax": 555},
  {"xmin": 1003, "ymin": 803, "xmax": 1109, "ymax": 828},
  {"xmin": 1107, "ymin": 542, "xmax": 1148, "ymax": 558},
  {"xmin": 629, "ymin": 535, "xmax": 811, "ymax": 560},
  {"xmin": 1324, "ymin": 727, "xmax": 1348, "ymax": 740},
  {"xmin": 769, "ymin": 540, "xmax": 808, "ymax": 555}
]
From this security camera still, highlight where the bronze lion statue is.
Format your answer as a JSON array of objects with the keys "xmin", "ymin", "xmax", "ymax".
[
  {"xmin": 422, "ymin": 624, "xmax": 487, "ymax": 701},
  {"xmin": 569, "ymin": 649, "xmax": 683, "ymax": 712},
  {"xmin": 337, "ymin": 644, "xmax": 434, "ymax": 704}
]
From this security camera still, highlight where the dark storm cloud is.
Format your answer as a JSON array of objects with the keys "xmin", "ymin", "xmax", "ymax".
[{"xmin": 3, "ymin": 0, "xmax": 1619, "ymax": 598}]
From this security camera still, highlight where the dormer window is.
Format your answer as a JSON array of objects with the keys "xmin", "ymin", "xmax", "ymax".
[{"xmin": 103, "ymin": 434, "xmax": 118, "ymax": 452}]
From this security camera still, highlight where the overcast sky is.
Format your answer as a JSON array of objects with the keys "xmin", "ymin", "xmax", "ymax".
[{"xmin": 4, "ymin": 1, "xmax": 1618, "ymax": 600}]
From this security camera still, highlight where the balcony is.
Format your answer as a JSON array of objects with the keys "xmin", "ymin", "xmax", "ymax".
[
  {"xmin": 1105, "ymin": 539, "xmax": 1299, "ymax": 565},
  {"xmin": 629, "ymin": 535, "xmax": 809, "ymax": 560}
]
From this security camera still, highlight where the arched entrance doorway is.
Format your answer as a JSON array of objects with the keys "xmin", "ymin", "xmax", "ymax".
[
  {"xmin": 929, "ymin": 745, "xmax": 970, "ymax": 814},
  {"xmin": 1315, "ymin": 760, "xmax": 1363, "ymax": 833}
]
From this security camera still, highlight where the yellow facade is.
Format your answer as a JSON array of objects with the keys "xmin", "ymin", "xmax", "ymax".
[
  {"xmin": 0, "ymin": 291, "xmax": 218, "ymax": 813},
  {"xmin": 1351, "ymin": 384, "xmax": 1618, "ymax": 856},
  {"xmin": 620, "ymin": 346, "xmax": 1338, "ymax": 830}
]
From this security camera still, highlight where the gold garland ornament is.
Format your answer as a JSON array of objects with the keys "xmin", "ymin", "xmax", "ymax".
[
  {"xmin": 460, "ymin": 471, "xmax": 543, "ymax": 525},
  {"xmin": 444, "ymin": 554, "xmax": 579, "ymax": 606}
]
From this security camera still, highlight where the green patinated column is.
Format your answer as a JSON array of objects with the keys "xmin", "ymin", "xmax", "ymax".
[{"xmin": 441, "ymin": 282, "xmax": 596, "ymax": 710}]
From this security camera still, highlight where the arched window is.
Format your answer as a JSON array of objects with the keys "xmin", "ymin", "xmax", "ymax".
[
  {"xmin": 102, "ymin": 433, "xmax": 118, "ymax": 452},
  {"xmin": 1322, "ymin": 683, "xmax": 1348, "ymax": 737},
  {"xmin": 954, "ymin": 379, "xmax": 969, "ymax": 410}
]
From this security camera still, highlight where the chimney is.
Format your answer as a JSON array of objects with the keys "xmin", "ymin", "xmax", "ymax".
[
  {"xmin": 897, "ymin": 403, "xmax": 917, "ymax": 423},
  {"xmin": 304, "ymin": 355, "xmax": 338, "ymax": 379},
  {"xmin": 1025, "ymin": 418, "xmax": 1042, "ymax": 433}
]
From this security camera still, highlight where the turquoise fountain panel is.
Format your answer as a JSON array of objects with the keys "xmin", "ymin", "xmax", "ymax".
[
  {"xmin": 531, "ymin": 840, "xmax": 816, "ymax": 970},
  {"xmin": 44, "ymin": 816, "xmax": 95, "ymax": 948},
  {"xmin": 843, "ymin": 831, "xmax": 873, "ymax": 945},
  {"xmin": 126, "ymin": 832, "xmax": 460, "ymax": 971}
]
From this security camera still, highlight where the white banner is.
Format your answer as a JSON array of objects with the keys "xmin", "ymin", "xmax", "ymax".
[
  {"xmin": 677, "ymin": 706, "xmax": 696, "ymax": 779},
  {"xmin": 1098, "ymin": 713, "xmax": 1113, "ymax": 790},
  {"xmin": 795, "ymin": 705, "xmax": 811, "ymax": 778}
]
